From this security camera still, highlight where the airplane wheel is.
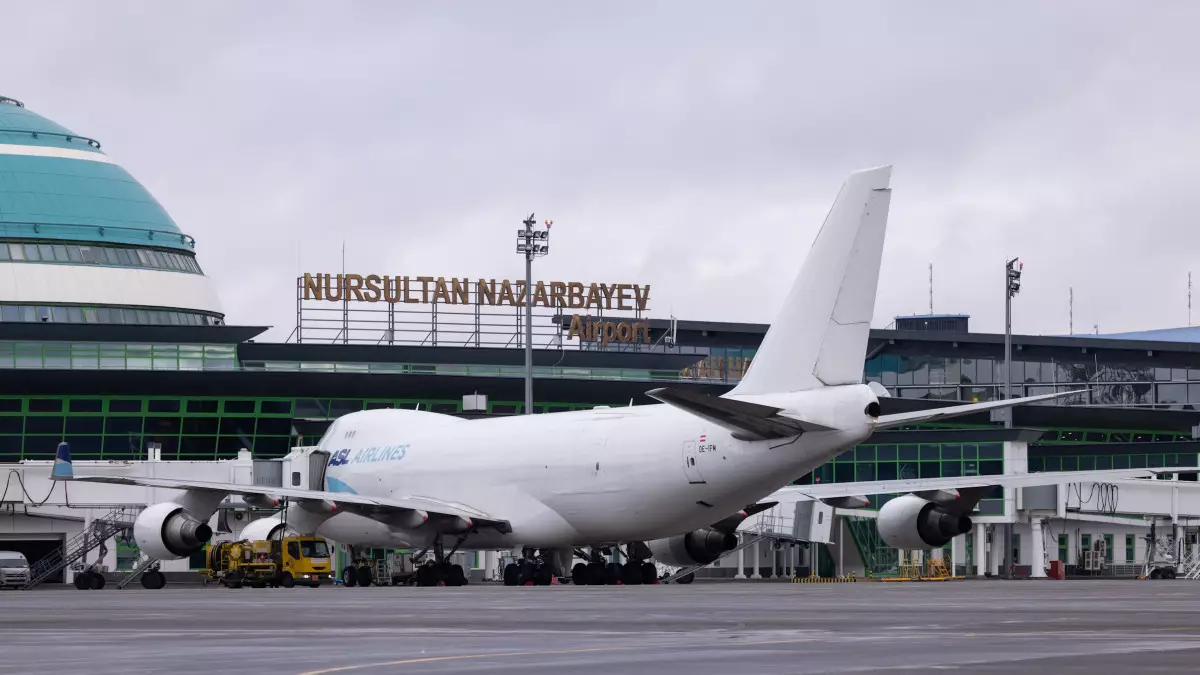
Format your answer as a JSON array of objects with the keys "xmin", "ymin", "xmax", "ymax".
[
  {"xmin": 641, "ymin": 562, "xmax": 658, "ymax": 584},
  {"xmin": 503, "ymin": 563, "xmax": 520, "ymax": 586},
  {"xmin": 357, "ymin": 566, "xmax": 373, "ymax": 587},
  {"xmin": 517, "ymin": 560, "xmax": 536, "ymax": 586},
  {"xmin": 280, "ymin": 572, "xmax": 295, "ymax": 588},
  {"xmin": 91, "ymin": 573, "xmax": 106, "ymax": 590},
  {"xmin": 603, "ymin": 562, "xmax": 621, "ymax": 585},
  {"xmin": 571, "ymin": 563, "xmax": 588, "ymax": 585},
  {"xmin": 342, "ymin": 567, "xmax": 358, "ymax": 587},
  {"xmin": 141, "ymin": 570, "xmax": 166, "ymax": 590},
  {"xmin": 74, "ymin": 572, "xmax": 93, "ymax": 590},
  {"xmin": 675, "ymin": 572, "xmax": 695, "ymax": 585},
  {"xmin": 585, "ymin": 561, "xmax": 605, "ymax": 585},
  {"xmin": 620, "ymin": 563, "xmax": 643, "ymax": 585},
  {"xmin": 447, "ymin": 564, "xmax": 466, "ymax": 587}
]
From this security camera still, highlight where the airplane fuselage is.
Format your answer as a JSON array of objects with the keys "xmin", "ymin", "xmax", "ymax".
[{"xmin": 304, "ymin": 384, "xmax": 878, "ymax": 549}]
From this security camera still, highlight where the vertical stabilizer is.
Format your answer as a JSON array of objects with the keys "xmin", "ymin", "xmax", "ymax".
[
  {"xmin": 729, "ymin": 166, "xmax": 892, "ymax": 396},
  {"xmin": 50, "ymin": 442, "xmax": 73, "ymax": 480}
]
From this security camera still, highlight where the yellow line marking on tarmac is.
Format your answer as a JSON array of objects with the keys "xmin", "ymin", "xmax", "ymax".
[
  {"xmin": 297, "ymin": 628, "xmax": 1200, "ymax": 674},
  {"xmin": 297, "ymin": 647, "xmax": 636, "ymax": 674},
  {"xmin": 295, "ymin": 635, "xmax": 944, "ymax": 674}
]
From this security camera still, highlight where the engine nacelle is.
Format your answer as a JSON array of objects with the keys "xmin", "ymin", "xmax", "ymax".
[
  {"xmin": 133, "ymin": 502, "xmax": 214, "ymax": 560},
  {"xmin": 646, "ymin": 528, "xmax": 738, "ymax": 567},
  {"xmin": 876, "ymin": 494, "xmax": 972, "ymax": 550},
  {"xmin": 237, "ymin": 513, "xmax": 294, "ymax": 542}
]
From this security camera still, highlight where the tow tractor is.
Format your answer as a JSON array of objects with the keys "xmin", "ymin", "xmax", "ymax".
[{"xmin": 203, "ymin": 536, "xmax": 332, "ymax": 588}]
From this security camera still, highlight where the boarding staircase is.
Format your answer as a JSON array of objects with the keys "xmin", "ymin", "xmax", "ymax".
[
  {"xmin": 1180, "ymin": 547, "xmax": 1200, "ymax": 580},
  {"xmin": 116, "ymin": 553, "xmax": 161, "ymax": 589},
  {"xmin": 23, "ymin": 506, "xmax": 142, "ymax": 589},
  {"xmin": 845, "ymin": 515, "xmax": 899, "ymax": 578},
  {"xmin": 659, "ymin": 506, "xmax": 805, "ymax": 583}
]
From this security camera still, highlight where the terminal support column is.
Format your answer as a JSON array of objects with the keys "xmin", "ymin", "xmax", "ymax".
[
  {"xmin": 1175, "ymin": 522, "xmax": 1184, "ymax": 562},
  {"xmin": 750, "ymin": 540, "xmax": 762, "ymax": 579},
  {"xmin": 735, "ymin": 535, "xmax": 746, "ymax": 579},
  {"xmin": 989, "ymin": 526, "xmax": 1001, "ymax": 577},
  {"xmin": 974, "ymin": 523, "xmax": 986, "ymax": 577},
  {"xmin": 1030, "ymin": 518, "xmax": 1046, "ymax": 578}
]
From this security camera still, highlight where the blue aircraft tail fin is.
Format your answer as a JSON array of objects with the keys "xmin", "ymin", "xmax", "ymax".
[{"xmin": 50, "ymin": 442, "xmax": 73, "ymax": 481}]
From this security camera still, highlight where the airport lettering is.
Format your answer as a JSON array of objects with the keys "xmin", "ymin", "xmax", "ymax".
[
  {"xmin": 567, "ymin": 314, "xmax": 651, "ymax": 346},
  {"xmin": 327, "ymin": 444, "xmax": 409, "ymax": 467},
  {"xmin": 302, "ymin": 273, "xmax": 650, "ymax": 311}
]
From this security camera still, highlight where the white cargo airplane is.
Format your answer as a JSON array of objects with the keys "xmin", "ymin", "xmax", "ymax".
[{"xmin": 50, "ymin": 166, "xmax": 1187, "ymax": 588}]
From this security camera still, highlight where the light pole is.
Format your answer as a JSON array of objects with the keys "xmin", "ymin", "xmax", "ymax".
[
  {"xmin": 516, "ymin": 214, "xmax": 551, "ymax": 415},
  {"xmin": 1002, "ymin": 257, "xmax": 1022, "ymax": 579},
  {"xmin": 1003, "ymin": 257, "xmax": 1022, "ymax": 428}
]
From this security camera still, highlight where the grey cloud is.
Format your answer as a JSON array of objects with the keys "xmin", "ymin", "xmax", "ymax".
[{"xmin": 4, "ymin": 1, "xmax": 1199, "ymax": 339}]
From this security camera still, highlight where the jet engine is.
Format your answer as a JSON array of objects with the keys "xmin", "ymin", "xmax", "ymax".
[
  {"xmin": 646, "ymin": 528, "xmax": 738, "ymax": 567},
  {"xmin": 876, "ymin": 494, "xmax": 972, "ymax": 550},
  {"xmin": 238, "ymin": 512, "xmax": 294, "ymax": 542},
  {"xmin": 133, "ymin": 502, "xmax": 214, "ymax": 560}
]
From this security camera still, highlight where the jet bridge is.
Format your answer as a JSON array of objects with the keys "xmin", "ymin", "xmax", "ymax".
[{"xmin": 661, "ymin": 499, "xmax": 836, "ymax": 582}]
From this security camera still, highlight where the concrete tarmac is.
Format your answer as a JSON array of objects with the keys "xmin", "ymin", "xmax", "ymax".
[{"xmin": 2, "ymin": 580, "xmax": 1200, "ymax": 674}]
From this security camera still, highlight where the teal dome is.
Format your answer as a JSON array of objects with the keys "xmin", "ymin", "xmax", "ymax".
[{"xmin": 0, "ymin": 96, "xmax": 194, "ymax": 252}]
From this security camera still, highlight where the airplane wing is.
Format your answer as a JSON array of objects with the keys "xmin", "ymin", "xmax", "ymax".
[
  {"xmin": 53, "ymin": 449, "xmax": 511, "ymax": 534},
  {"xmin": 646, "ymin": 387, "xmax": 835, "ymax": 440},
  {"xmin": 775, "ymin": 467, "xmax": 1198, "ymax": 502}
]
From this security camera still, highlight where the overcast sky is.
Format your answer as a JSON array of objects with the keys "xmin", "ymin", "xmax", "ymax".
[{"xmin": 7, "ymin": 2, "xmax": 1200, "ymax": 341}]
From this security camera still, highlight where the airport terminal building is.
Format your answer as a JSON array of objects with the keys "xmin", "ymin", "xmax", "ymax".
[{"xmin": 3, "ymin": 95, "xmax": 1200, "ymax": 584}]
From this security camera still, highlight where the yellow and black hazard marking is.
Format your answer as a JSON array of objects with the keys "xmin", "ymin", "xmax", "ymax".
[{"xmin": 792, "ymin": 573, "xmax": 857, "ymax": 583}]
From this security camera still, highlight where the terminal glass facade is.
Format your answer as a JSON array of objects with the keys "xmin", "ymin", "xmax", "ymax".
[
  {"xmin": 0, "ymin": 342, "xmax": 236, "ymax": 368},
  {"xmin": 0, "ymin": 240, "xmax": 202, "ymax": 274},
  {"xmin": 0, "ymin": 395, "xmax": 604, "ymax": 462},
  {"xmin": 865, "ymin": 354, "xmax": 1200, "ymax": 409}
]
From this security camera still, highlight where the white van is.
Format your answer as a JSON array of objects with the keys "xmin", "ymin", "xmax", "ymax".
[{"xmin": 0, "ymin": 551, "xmax": 31, "ymax": 588}]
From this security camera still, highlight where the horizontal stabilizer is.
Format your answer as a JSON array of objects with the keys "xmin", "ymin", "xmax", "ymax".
[
  {"xmin": 647, "ymin": 387, "xmax": 833, "ymax": 440},
  {"xmin": 873, "ymin": 389, "xmax": 1084, "ymax": 429}
]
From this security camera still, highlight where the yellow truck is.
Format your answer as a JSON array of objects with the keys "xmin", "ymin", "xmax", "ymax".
[{"xmin": 203, "ymin": 536, "xmax": 331, "ymax": 588}]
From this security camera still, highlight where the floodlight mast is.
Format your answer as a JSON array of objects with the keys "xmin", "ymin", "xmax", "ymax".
[
  {"xmin": 1003, "ymin": 257, "xmax": 1023, "ymax": 428},
  {"xmin": 515, "ymin": 214, "xmax": 551, "ymax": 414},
  {"xmin": 1001, "ymin": 256, "xmax": 1022, "ymax": 580}
]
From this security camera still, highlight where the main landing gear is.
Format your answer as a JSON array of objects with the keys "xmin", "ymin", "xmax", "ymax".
[
  {"xmin": 503, "ymin": 547, "xmax": 558, "ymax": 586},
  {"xmin": 412, "ymin": 534, "xmax": 469, "ymax": 587},
  {"xmin": 340, "ymin": 548, "xmax": 375, "ymax": 588},
  {"xmin": 567, "ymin": 547, "xmax": 658, "ymax": 586}
]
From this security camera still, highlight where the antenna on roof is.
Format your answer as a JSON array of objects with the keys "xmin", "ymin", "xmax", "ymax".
[
  {"xmin": 1189, "ymin": 271, "xmax": 1192, "ymax": 327},
  {"xmin": 928, "ymin": 263, "xmax": 933, "ymax": 314},
  {"xmin": 1069, "ymin": 287, "xmax": 1074, "ymax": 335}
]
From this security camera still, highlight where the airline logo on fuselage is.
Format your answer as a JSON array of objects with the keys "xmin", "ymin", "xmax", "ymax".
[{"xmin": 327, "ymin": 444, "xmax": 409, "ymax": 467}]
